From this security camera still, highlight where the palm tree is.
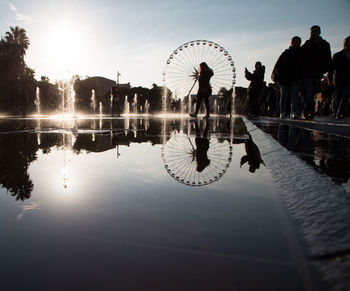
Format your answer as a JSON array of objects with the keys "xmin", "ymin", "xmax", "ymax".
[{"xmin": 4, "ymin": 26, "xmax": 30, "ymax": 61}]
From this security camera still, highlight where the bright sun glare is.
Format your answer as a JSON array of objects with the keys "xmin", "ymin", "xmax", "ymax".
[{"xmin": 45, "ymin": 22, "xmax": 83, "ymax": 71}]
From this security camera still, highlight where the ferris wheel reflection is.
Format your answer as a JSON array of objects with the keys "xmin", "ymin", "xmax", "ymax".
[{"xmin": 161, "ymin": 118, "xmax": 234, "ymax": 186}]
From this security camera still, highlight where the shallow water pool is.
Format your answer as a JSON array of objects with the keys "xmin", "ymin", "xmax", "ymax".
[{"xmin": 0, "ymin": 116, "xmax": 311, "ymax": 290}]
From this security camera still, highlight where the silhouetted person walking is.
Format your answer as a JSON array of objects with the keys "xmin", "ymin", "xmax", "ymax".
[
  {"xmin": 301, "ymin": 25, "xmax": 332, "ymax": 120},
  {"xmin": 245, "ymin": 61, "xmax": 265, "ymax": 117},
  {"xmin": 329, "ymin": 36, "xmax": 350, "ymax": 119},
  {"xmin": 189, "ymin": 62, "xmax": 214, "ymax": 119},
  {"xmin": 272, "ymin": 36, "xmax": 302, "ymax": 119}
]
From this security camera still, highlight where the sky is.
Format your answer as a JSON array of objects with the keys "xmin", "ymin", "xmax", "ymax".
[{"xmin": 0, "ymin": 0, "xmax": 349, "ymax": 88}]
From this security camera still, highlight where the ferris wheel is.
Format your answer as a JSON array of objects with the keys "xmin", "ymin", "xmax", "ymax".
[
  {"xmin": 163, "ymin": 40, "xmax": 236, "ymax": 100},
  {"xmin": 161, "ymin": 132, "xmax": 233, "ymax": 186}
]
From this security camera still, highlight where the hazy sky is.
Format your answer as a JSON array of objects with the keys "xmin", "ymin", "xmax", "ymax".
[{"xmin": 0, "ymin": 0, "xmax": 349, "ymax": 88}]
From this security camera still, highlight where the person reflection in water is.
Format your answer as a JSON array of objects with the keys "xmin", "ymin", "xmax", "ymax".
[
  {"xmin": 189, "ymin": 62, "xmax": 214, "ymax": 119},
  {"xmin": 240, "ymin": 133, "xmax": 265, "ymax": 173},
  {"xmin": 194, "ymin": 120, "xmax": 210, "ymax": 172}
]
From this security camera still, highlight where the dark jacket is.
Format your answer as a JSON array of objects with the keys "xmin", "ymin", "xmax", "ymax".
[
  {"xmin": 245, "ymin": 66, "xmax": 265, "ymax": 97},
  {"xmin": 272, "ymin": 46, "xmax": 302, "ymax": 85},
  {"xmin": 301, "ymin": 37, "xmax": 332, "ymax": 79},
  {"xmin": 198, "ymin": 68, "xmax": 214, "ymax": 95},
  {"xmin": 330, "ymin": 49, "xmax": 350, "ymax": 85}
]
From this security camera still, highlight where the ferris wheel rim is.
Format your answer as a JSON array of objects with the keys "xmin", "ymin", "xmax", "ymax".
[
  {"xmin": 163, "ymin": 39, "xmax": 236, "ymax": 100},
  {"xmin": 161, "ymin": 133, "xmax": 233, "ymax": 187}
]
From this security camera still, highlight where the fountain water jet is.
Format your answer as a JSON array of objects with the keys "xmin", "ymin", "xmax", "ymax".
[
  {"xmin": 91, "ymin": 89, "xmax": 96, "ymax": 114},
  {"xmin": 58, "ymin": 76, "xmax": 77, "ymax": 117},
  {"xmin": 124, "ymin": 96, "xmax": 130, "ymax": 115},
  {"xmin": 145, "ymin": 99, "xmax": 150, "ymax": 115},
  {"xmin": 35, "ymin": 87, "xmax": 40, "ymax": 115},
  {"xmin": 132, "ymin": 94, "xmax": 138, "ymax": 114},
  {"xmin": 99, "ymin": 102, "xmax": 103, "ymax": 129}
]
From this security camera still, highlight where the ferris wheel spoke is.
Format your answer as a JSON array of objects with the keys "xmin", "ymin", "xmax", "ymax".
[
  {"xmin": 165, "ymin": 143, "xmax": 191, "ymax": 153},
  {"xmin": 181, "ymin": 46, "xmax": 197, "ymax": 70},
  {"xmin": 170, "ymin": 137, "xmax": 194, "ymax": 152},
  {"xmin": 171, "ymin": 159, "xmax": 195, "ymax": 176},
  {"xmin": 206, "ymin": 47, "xmax": 224, "ymax": 68},
  {"xmin": 212, "ymin": 59, "xmax": 231, "ymax": 73},
  {"xmin": 166, "ymin": 76, "xmax": 192, "ymax": 84},
  {"xmin": 210, "ymin": 58, "xmax": 228, "ymax": 73},
  {"xmin": 166, "ymin": 68, "xmax": 194, "ymax": 80},
  {"xmin": 165, "ymin": 151, "xmax": 192, "ymax": 159},
  {"xmin": 196, "ymin": 43, "xmax": 201, "ymax": 66},
  {"xmin": 190, "ymin": 44, "xmax": 200, "ymax": 68},
  {"xmin": 209, "ymin": 160, "xmax": 227, "ymax": 173},
  {"xmin": 167, "ymin": 158, "xmax": 194, "ymax": 171},
  {"xmin": 174, "ymin": 137, "xmax": 192, "ymax": 150},
  {"xmin": 172, "ymin": 58, "xmax": 194, "ymax": 75},
  {"xmin": 165, "ymin": 150, "xmax": 192, "ymax": 159},
  {"xmin": 175, "ymin": 51, "xmax": 194, "ymax": 69},
  {"xmin": 167, "ymin": 62, "xmax": 193, "ymax": 76},
  {"xmin": 166, "ymin": 79, "xmax": 194, "ymax": 92},
  {"xmin": 177, "ymin": 50, "xmax": 197, "ymax": 73},
  {"xmin": 175, "ymin": 80, "xmax": 198, "ymax": 98},
  {"xmin": 199, "ymin": 42, "xmax": 205, "ymax": 64},
  {"xmin": 169, "ymin": 81, "xmax": 195, "ymax": 97},
  {"xmin": 202, "ymin": 42, "xmax": 211, "ymax": 64},
  {"xmin": 182, "ymin": 158, "xmax": 196, "ymax": 184},
  {"xmin": 185, "ymin": 45, "xmax": 199, "ymax": 70}
]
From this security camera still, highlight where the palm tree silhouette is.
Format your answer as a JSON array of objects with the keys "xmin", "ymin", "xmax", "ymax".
[{"xmin": 4, "ymin": 26, "xmax": 30, "ymax": 61}]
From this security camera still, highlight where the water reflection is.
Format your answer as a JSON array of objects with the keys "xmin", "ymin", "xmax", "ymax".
[
  {"xmin": 0, "ymin": 116, "xmax": 261, "ymax": 200},
  {"xmin": 161, "ymin": 119, "xmax": 233, "ymax": 186},
  {"xmin": 253, "ymin": 121, "xmax": 350, "ymax": 184},
  {"xmin": 0, "ymin": 129, "xmax": 36, "ymax": 201},
  {"xmin": 240, "ymin": 132, "xmax": 265, "ymax": 173},
  {"xmin": 194, "ymin": 120, "xmax": 210, "ymax": 172}
]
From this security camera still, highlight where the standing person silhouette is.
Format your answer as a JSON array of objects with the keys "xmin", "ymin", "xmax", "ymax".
[
  {"xmin": 272, "ymin": 36, "xmax": 302, "ymax": 119},
  {"xmin": 301, "ymin": 25, "xmax": 332, "ymax": 120},
  {"xmin": 189, "ymin": 62, "xmax": 214, "ymax": 119},
  {"xmin": 245, "ymin": 61, "xmax": 265, "ymax": 118},
  {"xmin": 329, "ymin": 36, "xmax": 350, "ymax": 119}
]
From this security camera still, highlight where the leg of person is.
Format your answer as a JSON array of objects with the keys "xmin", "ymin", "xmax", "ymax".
[
  {"xmin": 334, "ymin": 85, "xmax": 343, "ymax": 118},
  {"xmin": 279, "ymin": 84, "xmax": 288, "ymax": 119},
  {"xmin": 337, "ymin": 84, "xmax": 350, "ymax": 118},
  {"xmin": 190, "ymin": 93, "xmax": 203, "ymax": 117},
  {"xmin": 290, "ymin": 81, "xmax": 300, "ymax": 119},
  {"xmin": 344, "ymin": 84, "xmax": 350, "ymax": 115},
  {"xmin": 303, "ymin": 77, "xmax": 314, "ymax": 119},
  {"xmin": 203, "ymin": 94, "xmax": 210, "ymax": 118}
]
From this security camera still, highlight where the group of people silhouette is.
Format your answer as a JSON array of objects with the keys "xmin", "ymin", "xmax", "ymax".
[{"xmin": 245, "ymin": 25, "xmax": 350, "ymax": 120}]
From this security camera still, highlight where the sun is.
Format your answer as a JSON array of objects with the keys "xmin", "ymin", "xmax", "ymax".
[{"xmin": 44, "ymin": 21, "xmax": 83, "ymax": 71}]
